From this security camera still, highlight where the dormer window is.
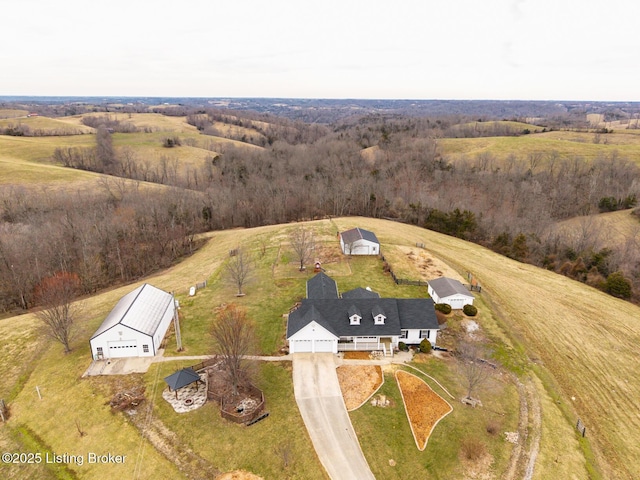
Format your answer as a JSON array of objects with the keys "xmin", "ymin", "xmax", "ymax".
[
  {"xmin": 348, "ymin": 305, "xmax": 361, "ymax": 325},
  {"xmin": 372, "ymin": 305, "xmax": 386, "ymax": 325}
]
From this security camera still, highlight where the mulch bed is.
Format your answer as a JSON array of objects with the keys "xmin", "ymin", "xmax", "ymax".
[
  {"xmin": 336, "ymin": 365, "xmax": 383, "ymax": 410},
  {"xmin": 342, "ymin": 351, "xmax": 373, "ymax": 360},
  {"xmin": 395, "ymin": 370, "xmax": 453, "ymax": 450}
]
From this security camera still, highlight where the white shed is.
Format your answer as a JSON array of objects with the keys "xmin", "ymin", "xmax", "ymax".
[
  {"xmin": 89, "ymin": 283, "xmax": 175, "ymax": 360},
  {"xmin": 339, "ymin": 227, "xmax": 380, "ymax": 255},
  {"xmin": 427, "ymin": 277, "xmax": 474, "ymax": 309}
]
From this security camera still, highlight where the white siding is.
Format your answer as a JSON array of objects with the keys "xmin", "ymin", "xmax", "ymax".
[
  {"xmin": 341, "ymin": 239, "xmax": 379, "ymax": 255},
  {"xmin": 90, "ymin": 325, "xmax": 152, "ymax": 359},
  {"xmin": 289, "ymin": 321, "xmax": 339, "ymax": 353}
]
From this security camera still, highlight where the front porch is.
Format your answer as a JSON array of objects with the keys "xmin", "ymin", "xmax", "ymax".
[{"xmin": 337, "ymin": 336, "xmax": 396, "ymax": 356}]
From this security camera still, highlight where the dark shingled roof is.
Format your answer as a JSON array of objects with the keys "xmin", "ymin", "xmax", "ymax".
[
  {"xmin": 428, "ymin": 277, "xmax": 474, "ymax": 299},
  {"xmin": 340, "ymin": 227, "xmax": 379, "ymax": 245},
  {"xmin": 164, "ymin": 368, "xmax": 200, "ymax": 391},
  {"xmin": 342, "ymin": 287, "xmax": 380, "ymax": 299},
  {"xmin": 287, "ymin": 298, "xmax": 438, "ymax": 338},
  {"xmin": 306, "ymin": 272, "xmax": 339, "ymax": 299}
]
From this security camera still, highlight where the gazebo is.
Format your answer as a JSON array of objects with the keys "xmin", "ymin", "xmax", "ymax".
[{"xmin": 164, "ymin": 368, "xmax": 202, "ymax": 399}]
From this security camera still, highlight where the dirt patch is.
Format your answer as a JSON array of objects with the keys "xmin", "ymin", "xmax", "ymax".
[
  {"xmin": 342, "ymin": 351, "xmax": 372, "ymax": 360},
  {"xmin": 396, "ymin": 370, "xmax": 453, "ymax": 450},
  {"xmin": 216, "ymin": 471, "xmax": 263, "ymax": 480},
  {"xmin": 395, "ymin": 246, "xmax": 466, "ymax": 282},
  {"xmin": 336, "ymin": 365, "xmax": 383, "ymax": 410}
]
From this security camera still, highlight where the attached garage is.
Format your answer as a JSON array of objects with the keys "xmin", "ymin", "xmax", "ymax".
[
  {"xmin": 287, "ymin": 313, "xmax": 339, "ymax": 354},
  {"xmin": 90, "ymin": 283, "xmax": 175, "ymax": 360}
]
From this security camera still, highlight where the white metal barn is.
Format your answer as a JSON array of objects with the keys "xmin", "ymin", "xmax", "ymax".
[
  {"xmin": 89, "ymin": 283, "xmax": 175, "ymax": 360},
  {"xmin": 339, "ymin": 227, "xmax": 380, "ymax": 255},
  {"xmin": 427, "ymin": 277, "xmax": 474, "ymax": 309}
]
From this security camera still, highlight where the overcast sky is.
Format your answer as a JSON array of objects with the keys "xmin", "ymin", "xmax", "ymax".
[{"xmin": 2, "ymin": 0, "xmax": 639, "ymax": 101}]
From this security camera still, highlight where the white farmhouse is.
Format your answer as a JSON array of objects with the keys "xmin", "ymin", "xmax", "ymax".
[
  {"xmin": 427, "ymin": 277, "xmax": 474, "ymax": 309},
  {"xmin": 339, "ymin": 227, "xmax": 380, "ymax": 255},
  {"xmin": 286, "ymin": 273, "xmax": 439, "ymax": 354},
  {"xmin": 89, "ymin": 283, "xmax": 175, "ymax": 360}
]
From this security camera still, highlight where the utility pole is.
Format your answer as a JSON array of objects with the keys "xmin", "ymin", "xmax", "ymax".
[{"xmin": 172, "ymin": 293, "xmax": 183, "ymax": 352}]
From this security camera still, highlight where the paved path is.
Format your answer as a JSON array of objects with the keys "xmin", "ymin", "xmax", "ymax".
[{"xmin": 292, "ymin": 353, "xmax": 376, "ymax": 480}]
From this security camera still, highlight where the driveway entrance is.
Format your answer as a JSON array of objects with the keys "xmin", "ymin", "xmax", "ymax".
[{"xmin": 292, "ymin": 353, "xmax": 375, "ymax": 480}]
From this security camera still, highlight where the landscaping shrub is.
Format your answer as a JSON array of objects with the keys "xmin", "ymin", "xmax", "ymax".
[
  {"xmin": 434, "ymin": 303, "xmax": 452, "ymax": 314},
  {"xmin": 398, "ymin": 341, "xmax": 408, "ymax": 352},
  {"xmin": 460, "ymin": 437, "xmax": 487, "ymax": 461},
  {"xmin": 419, "ymin": 339, "xmax": 432, "ymax": 354},
  {"xmin": 486, "ymin": 420, "xmax": 500, "ymax": 436},
  {"xmin": 463, "ymin": 304, "xmax": 478, "ymax": 316}
]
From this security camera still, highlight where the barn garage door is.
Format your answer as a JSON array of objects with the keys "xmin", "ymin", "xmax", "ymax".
[{"xmin": 107, "ymin": 340, "xmax": 138, "ymax": 358}]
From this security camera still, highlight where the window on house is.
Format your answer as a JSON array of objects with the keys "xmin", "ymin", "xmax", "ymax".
[
  {"xmin": 142, "ymin": 344, "xmax": 149, "ymax": 353},
  {"xmin": 400, "ymin": 330, "xmax": 408, "ymax": 339},
  {"xmin": 350, "ymin": 315, "xmax": 361, "ymax": 325},
  {"xmin": 420, "ymin": 330, "xmax": 430, "ymax": 339},
  {"xmin": 374, "ymin": 315, "xmax": 385, "ymax": 325}
]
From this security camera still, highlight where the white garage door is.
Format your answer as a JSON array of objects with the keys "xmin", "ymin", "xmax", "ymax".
[
  {"xmin": 107, "ymin": 340, "xmax": 138, "ymax": 358},
  {"xmin": 292, "ymin": 340, "xmax": 312, "ymax": 353},
  {"xmin": 314, "ymin": 340, "xmax": 335, "ymax": 353}
]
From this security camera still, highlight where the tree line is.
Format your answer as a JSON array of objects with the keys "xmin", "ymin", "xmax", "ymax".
[{"xmin": 0, "ymin": 180, "xmax": 209, "ymax": 311}]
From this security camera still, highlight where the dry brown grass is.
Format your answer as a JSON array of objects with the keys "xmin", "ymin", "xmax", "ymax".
[
  {"xmin": 336, "ymin": 365, "xmax": 383, "ymax": 410},
  {"xmin": 216, "ymin": 471, "xmax": 263, "ymax": 480},
  {"xmin": 551, "ymin": 209, "xmax": 640, "ymax": 251}
]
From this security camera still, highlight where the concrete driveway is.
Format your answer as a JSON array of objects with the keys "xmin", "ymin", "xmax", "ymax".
[{"xmin": 292, "ymin": 353, "xmax": 376, "ymax": 480}]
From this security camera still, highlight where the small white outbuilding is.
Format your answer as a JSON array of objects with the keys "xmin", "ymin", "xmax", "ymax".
[
  {"xmin": 427, "ymin": 277, "xmax": 475, "ymax": 309},
  {"xmin": 339, "ymin": 227, "xmax": 380, "ymax": 255},
  {"xmin": 89, "ymin": 283, "xmax": 175, "ymax": 360}
]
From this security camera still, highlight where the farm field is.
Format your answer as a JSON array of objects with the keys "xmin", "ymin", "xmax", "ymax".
[
  {"xmin": 437, "ymin": 129, "xmax": 640, "ymax": 165},
  {"xmin": 550, "ymin": 209, "xmax": 640, "ymax": 250}
]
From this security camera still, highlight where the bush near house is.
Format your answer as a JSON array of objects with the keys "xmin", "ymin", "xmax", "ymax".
[
  {"xmin": 435, "ymin": 303, "xmax": 452, "ymax": 314},
  {"xmin": 419, "ymin": 339, "xmax": 432, "ymax": 354},
  {"xmin": 463, "ymin": 304, "xmax": 478, "ymax": 316}
]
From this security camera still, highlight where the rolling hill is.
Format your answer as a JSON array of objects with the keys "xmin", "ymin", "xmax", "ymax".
[{"xmin": 1, "ymin": 217, "xmax": 638, "ymax": 478}]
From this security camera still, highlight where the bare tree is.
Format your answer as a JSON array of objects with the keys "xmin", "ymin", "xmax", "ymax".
[
  {"xmin": 289, "ymin": 227, "xmax": 315, "ymax": 271},
  {"xmin": 457, "ymin": 341, "xmax": 493, "ymax": 401},
  {"xmin": 95, "ymin": 125, "xmax": 115, "ymax": 173},
  {"xmin": 211, "ymin": 304, "xmax": 256, "ymax": 396},
  {"xmin": 34, "ymin": 272, "xmax": 83, "ymax": 354},
  {"xmin": 225, "ymin": 247, "xmax": 253, "ymax": 296}
]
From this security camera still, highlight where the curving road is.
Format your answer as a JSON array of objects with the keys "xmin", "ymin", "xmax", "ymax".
[{"xmin": 292, "ymin": 353, "xmax": 376, "ymax": 480}]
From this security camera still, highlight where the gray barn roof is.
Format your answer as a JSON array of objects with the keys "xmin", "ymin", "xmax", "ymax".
[
  {"xmin": 427, "ymin": 277, "xmax": 474, "ymax": 299},
  {"xmin": 306, "ymin": 272, "xmax": 339, "ymax": 299},
  {"xmin": 90, "ymin": 283, "xmax": 174, "ymax": 339},
  {"xmin": 340, "ymin": 227, "xmax": 379, "ymax": 245}
]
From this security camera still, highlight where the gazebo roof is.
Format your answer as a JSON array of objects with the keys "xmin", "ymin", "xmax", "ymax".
[{"xmin": 164, "ymin": 368, "xmax": 201, "ymax": 391}]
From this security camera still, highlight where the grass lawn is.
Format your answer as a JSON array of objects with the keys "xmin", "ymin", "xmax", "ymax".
[
  {"xmin": 6, "ymin": 340, "xmax": 183, "ymax": 479},
  {"xmin": 145, "ymin": 361, "xmax": 328, "ymax": 479},
  {"xmin": 350, "ymin": 358, "xmax": 520, "ymax": 479}
]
